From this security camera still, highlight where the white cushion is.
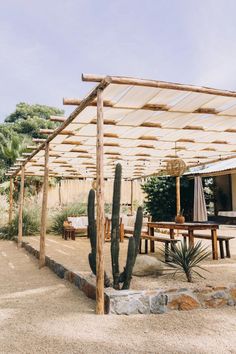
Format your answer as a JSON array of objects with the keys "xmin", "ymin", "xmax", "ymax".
[{"xmin": 68, "ymin": 216, "xmax": 88, "ymax": 228}]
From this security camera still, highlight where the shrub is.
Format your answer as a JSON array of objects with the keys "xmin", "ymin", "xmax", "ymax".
[
  {"xmin": 0, "ymin": 207, "xmax": 40, "ymax": 240},
  {"xmin": 142, "ymin": 176, "xmax": 194, "ymax": 221},
  {"xmin": 163, "ymin": 241, "xmax": 210, "ymax": 282},
  {"xmin": 51, "ymin": 203, "xmax": 86, "ymax": 235}
]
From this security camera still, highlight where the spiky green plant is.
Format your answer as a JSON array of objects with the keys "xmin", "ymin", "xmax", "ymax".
[{"xmin": 163, "ymin": 241, "xmax": 210, "ymax": 282}]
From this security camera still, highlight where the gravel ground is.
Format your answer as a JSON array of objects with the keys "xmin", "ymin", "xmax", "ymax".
[
  {"xmin": 0, "ymin": 240, "xmax": 236, "ymax": 354},
  {"xmin": 25, "ymin": 224, "xmax": 236, "ymax": 290}
]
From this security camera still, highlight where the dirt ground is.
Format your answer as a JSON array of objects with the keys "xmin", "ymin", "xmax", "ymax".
[
  {"xmin": 25, "ymin": 224, "xmax": 236, "ymax": 290},
  {"xmin": 0, "ymin": 240, "xmax": 236, "ymax": 354}
]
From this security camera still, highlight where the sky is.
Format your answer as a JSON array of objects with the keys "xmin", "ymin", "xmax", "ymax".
[{"xmin": 1, "ymin": 0, "xmax": 236, "ymax": 121}]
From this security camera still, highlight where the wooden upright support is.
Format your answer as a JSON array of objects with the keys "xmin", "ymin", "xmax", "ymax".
[
  {"xmin": 176, "ymin": 176, "xmax": 181, "ymax": 216},
  {"xmin": 39, "ymin": 142, "xmax": 50, "ymax": 268},
  {"xmin": 18, "ymin": 167, "xmax": 25, "ymax": 247},
  {"xmin": 130, "ymin": 180, "xmax": 134, "ymax": 215},
  {"xmin": 9, "ymin": 177, "xmax": 14, "ymax": 224},
  {"xmin": 96, "ymin": 88, "xmax": 105, "ymax": 314}
]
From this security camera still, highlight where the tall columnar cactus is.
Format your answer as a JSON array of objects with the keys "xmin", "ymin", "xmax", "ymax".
[
  {"xmin": 88, "ymin": 189, "xmax": 96, "ymax": 275},
  {"xmin": 121, "ymin": 206, "xmax": 143, "ymax": 289},
  {"xmin": 87, "ymin": 163, "xmax": 143, "ymax": 290},
  {"xmin": 110, "ymin": 163, "xmax": 122, "ymax": 289},
  {"xmin": 87, "ymin": 188, "xmax": 110, "ymax": 287}
]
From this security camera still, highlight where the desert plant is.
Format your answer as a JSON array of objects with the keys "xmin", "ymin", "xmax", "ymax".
[
  {"xmin": 87, "ymin": 163, "xmax": 143, "ymax": 290},
  {"xmin": 163, "ymin": 241, "xmax": 210, "ymax": 282},
  {"xmin": 87, "ymin": 189, "xmax": 111, "ymax": 287},
  {"xmin": 51, "ymin": 203, "xmax": 86, "ymax": 234},
  {"xmin": 119, "ymin": 206, "xmax": 143, "ymax": 289},
  {"xmin": 111, "ymin": 163, "xmax": 122, "ymax": 289}
]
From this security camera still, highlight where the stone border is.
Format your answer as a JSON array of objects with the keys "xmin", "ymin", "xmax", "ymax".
[{"xmin": 21, "ymin": 241, "xmax": 236, "ymax": 315}]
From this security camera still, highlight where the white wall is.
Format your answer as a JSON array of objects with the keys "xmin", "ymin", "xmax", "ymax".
[{"xmin": 38, "ymin": 179, "xmax": 145, "ymax": 208}]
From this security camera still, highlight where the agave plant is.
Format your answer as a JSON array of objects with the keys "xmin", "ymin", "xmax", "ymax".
[{"xmin": 163, "ymin": 241, "xmax": 211, "ymax": 282}]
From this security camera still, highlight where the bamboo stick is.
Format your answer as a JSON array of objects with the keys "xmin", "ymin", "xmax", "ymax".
[
  {"xmin": 130, "ymin": 180, "xmax": 133, "ymax": 215},
  {"xmin": 96, "ymin": 88, "xmax": 105, "ymax": 314},
  {"xmin": 82, "ymin": 74, "xmax": 236, "ymax": 98},
  {"xmin": 50, "ymin": 115, "xmax": 66, "ymax": 122},
  {"xmin": 18, "ymin": 166, "xmax": 25, "ymax": 247},
  {"xmin": 9, "ymin": 177, "xmax": 13, "ymax": 224},
  {"xmin": 176, "ymin": 176, "xmax": 181, "ymax": 216},
  {"xmin": 39, "ymin": 142, "xmax": 49, "ymax": 268}
]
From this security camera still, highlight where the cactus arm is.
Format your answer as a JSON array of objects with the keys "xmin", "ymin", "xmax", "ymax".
[
  {"xmin": 87, "ymin": 189, "xmax": 111, "ymax": 287},
  {"xmin": 121, "ymin": 206, "xmax": 143, "ymax": 290},
  {"xmin": 122, "ymin": 237, "xmax": 136, "ymax": 290}
]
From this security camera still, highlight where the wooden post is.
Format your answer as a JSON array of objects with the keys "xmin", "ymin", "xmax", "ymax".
[
  {"xmin": 18, "ymin": 166, "xmax": 25, "ymax": 247},
  {"xmin": 130, "ymin": 180, "xmax": 133, "ymax": 215},
  {"xmin": 39, "ymin": 142, "xmax": 49, "ymax": 268},
  {"xmin": 96, "ymin": 88, "xmax": 105, "ymax": 314},
  {"xmin": 9, "ymin": 177, "xmax": 14, "ymax": 224},
  {"xmin": 176, "ymin": 176, "xmax": 181, "ymax": 216}
]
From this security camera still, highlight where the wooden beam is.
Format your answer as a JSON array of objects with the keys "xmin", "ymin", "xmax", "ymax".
[
  {"xmin": 176, "ymin": 176, "xmax": 181, "ymax": 216},
  {"xmin": 39, "ymin": 142, "xmax": 49, "ymax": 268},
  {"xmin": 39, "ymin": 129, "xmax": 54, "ymax": 134},
  {"xmin": 82, "ymin": 74, "xmax": 236, "ymax": 98},
  {"xmin": 32, "ymin": 138, "xmax": 47, "ymax": 143},
  {"xmin": 18, "ymin": 166, "xmax": 25, "ymax": 247},
  {"xmin": 130, "ymin": 180, "xmax": 134, "ymax": 215},
  {"xmin": 96, "ymin": 88, "xmax": 105, "ymax": 314},
  {"xmin": 50, "ymin": 115, "xmax": 66, "ymax": 122},
  {"xmin": 9, "ymin": 177, "xmax": 14, "ymax": 224}
]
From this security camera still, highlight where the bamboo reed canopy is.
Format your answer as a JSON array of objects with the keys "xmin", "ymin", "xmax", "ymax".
[{"xmin": 6, "ymin": 74, "xmax": 236, "ymax": 179}]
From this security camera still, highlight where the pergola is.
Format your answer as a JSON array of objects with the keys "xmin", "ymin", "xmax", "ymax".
[{"xmin": 6, "ymin": 74, "xmax": 236, "ymax": 314}]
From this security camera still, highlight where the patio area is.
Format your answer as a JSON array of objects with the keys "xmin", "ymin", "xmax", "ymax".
[
  {"xmin": 23, "ymin": 224, "xmax": 236, "ymax": 291},
  {"xmin": 7, "ymin": 74, "xmax": 236, "ymax": 313}
]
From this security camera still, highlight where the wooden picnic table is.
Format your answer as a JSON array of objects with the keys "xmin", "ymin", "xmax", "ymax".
[{"xmin": 148, "ymin": 222, "xmax": 219, "ymax": 260}]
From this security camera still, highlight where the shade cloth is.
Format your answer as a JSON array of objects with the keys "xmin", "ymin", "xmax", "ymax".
[{"xmin": 193, "ymin": 176, "xmax": 208, "ymax": 222}]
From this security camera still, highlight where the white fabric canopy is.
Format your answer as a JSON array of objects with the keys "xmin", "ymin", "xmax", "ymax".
[
  {"xmin": 193, "ymin": 176, "xmax": 208, "ymax": 222},
  {"xmin": 7, "ymin": 75, "xmax": 236, "ymax": 179}
]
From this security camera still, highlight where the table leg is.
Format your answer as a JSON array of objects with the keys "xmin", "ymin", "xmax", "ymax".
[
  {"xmin": 188, "ymin": 230, "xmax": 194, "ymax": 247},
  {"xmin": 170, "ymin": 228, "xmax": 175, "ymax": 251},
  {"xmin": 211, "ymin": 229, "xmax": 218, "ymax": 260},
  {"xmin": 149, "ymin": 226, "xmax": 155, "ymax": 253}
]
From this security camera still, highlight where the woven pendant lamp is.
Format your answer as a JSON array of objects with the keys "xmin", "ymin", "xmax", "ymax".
[
  {"xmin": 166, "ymin": 158, "xmax": 186, "ymax": 177},
  {"xmin": 165, "ymin": 144, "xmax": 187, "ymax": 222}
]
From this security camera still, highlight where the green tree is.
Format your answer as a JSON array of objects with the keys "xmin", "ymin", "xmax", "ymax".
[
  {"xmin": 5, "ymin": 102, "xmax": 63, "ymax": 123},
  {"xmin": 0, "ymin": 134, "xmax": 29, "ymax": 169},
  {"xmin": 142, "ymin": 176, "xmax": 194, "ymax": 221},
  {"xmin": 5, "ymin": 102, "xmax": 63, "ymax": 138},
  {"xmin": 0, "ymin": 102, "xmax": 64, "ymax": 179}
]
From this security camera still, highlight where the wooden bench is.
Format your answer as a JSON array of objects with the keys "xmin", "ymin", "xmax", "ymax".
[
  {"xmin": 181, "ymin": 233, "xmax": 234, "ymax": 258},
  {"xmin": 139, "ymin": 235, "xmax": 179, "ymax": 262}
]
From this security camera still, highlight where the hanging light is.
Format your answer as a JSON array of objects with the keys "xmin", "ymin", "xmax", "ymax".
[
  {"xmin": 166, "ymin": 142, "xmax": 187, "ymax": 177},
  {"xmin": 166, "ymin": 158, "xmax": 186, "ymax": 176}
]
